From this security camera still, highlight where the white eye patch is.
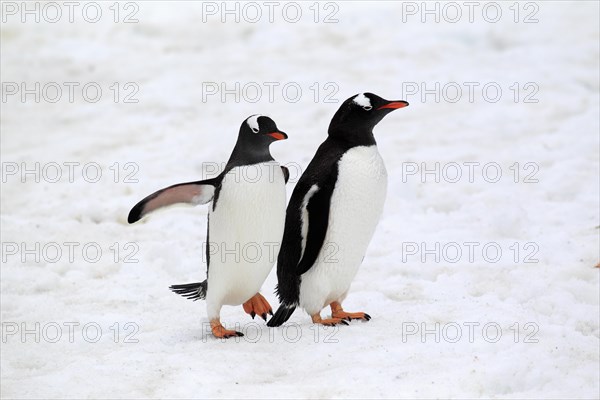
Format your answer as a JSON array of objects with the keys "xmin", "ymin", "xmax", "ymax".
[
  {"xmin": 246, "ymin": 115, "xmax": 262, "ymax": 133},
  {"xmin": 353, "ymin": 93, "xmax": 372, "ymax": 110}
]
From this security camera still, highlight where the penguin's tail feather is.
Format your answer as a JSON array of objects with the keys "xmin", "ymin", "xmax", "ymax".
[
  {"xmin": 169, "ymin": 280, "xmax": 207, "ymax": 301},
  {"xmin": 267, "ymin": 303, "xmax": 297, "ymax": 327}
]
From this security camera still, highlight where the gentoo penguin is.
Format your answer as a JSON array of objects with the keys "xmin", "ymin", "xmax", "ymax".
[
  {"xmin": 267, "ymin": 93, "xmax": 408, "ymax": 327},
  {"xmin": 128, "ymin": 115, "xmax": 289, "ymax": 338}
]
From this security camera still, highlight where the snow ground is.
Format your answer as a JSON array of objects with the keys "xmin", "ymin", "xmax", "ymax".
[{"xmin": 1, "ymin": 1, "xmax": 599, "ymax": 398}]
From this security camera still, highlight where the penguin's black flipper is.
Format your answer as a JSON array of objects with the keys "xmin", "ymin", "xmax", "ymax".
[
  {"xmin": 128, "ymin": 178, "xmax": 219, "ymax": 224},
  {"xmin": 295, "ymin": 180, "xmax": 336, "ymax": 275},
  {"xmin": 169, "ymin": 280, "xmax": 207, "ymax": 301}
]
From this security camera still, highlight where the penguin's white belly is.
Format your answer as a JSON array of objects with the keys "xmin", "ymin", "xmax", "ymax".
[
  {"xmin": 299, "ymin": 145, "xmax": 387, "ymax": 315},
  {"xmin": 206, "ymin": 162, "xmax": 286, "ymax": 308}
]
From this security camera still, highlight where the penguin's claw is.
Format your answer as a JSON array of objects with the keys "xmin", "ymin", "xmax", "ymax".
[{"xmin": 242, "ymin": 293, "xmax": 273, "ymax": 323}]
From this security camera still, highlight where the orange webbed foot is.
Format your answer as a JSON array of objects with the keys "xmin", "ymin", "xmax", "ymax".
[
  {"xmin": 311, "ymin": 313, "xmax": 350, "ymax": 326},
  {"xmin": 210, "ymin": 320, "xmax": 243, "ymax": 339},
  {"xmin": 242, "ymin": 293, "xmax": 273, "ymax": 321},
  {"xmin": 330, "ymin": 301, "xmax": 371, "ymax": 322}
]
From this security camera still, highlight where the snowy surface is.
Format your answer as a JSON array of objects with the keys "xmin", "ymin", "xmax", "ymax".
[{"xmin": 1, "ymin": 1, "xmax": 599, "ymax": 399}]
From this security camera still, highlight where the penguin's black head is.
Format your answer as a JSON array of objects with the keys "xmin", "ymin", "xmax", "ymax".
[
  {"xmin": 228, "ymin": 115, "xmax": 288, "ymax": 166},
  {"xmin": 328, "ymin": 93, "xmax": 408, "ymax": 143},
  {"xmin": 239, "ymin": 114, "xmax": 288, "ymax": 144}
]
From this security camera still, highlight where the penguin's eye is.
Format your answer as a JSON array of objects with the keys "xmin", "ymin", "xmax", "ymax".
[
  {"xmin": 363, "ymin": 105, "xmax": 372, "ymax": 111},
  {"xmin": 251, "ymin": 127, "xmax": 259, "ymax": 133}
]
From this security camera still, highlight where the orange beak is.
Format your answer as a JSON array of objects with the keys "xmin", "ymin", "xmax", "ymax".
[
  {"xmin": 267, "ymin": 132, "xmax": 288, "ymax": 140},
  {"xmin": 377, "ymin": 101, "xmax": 409, "ymax": 110}
]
